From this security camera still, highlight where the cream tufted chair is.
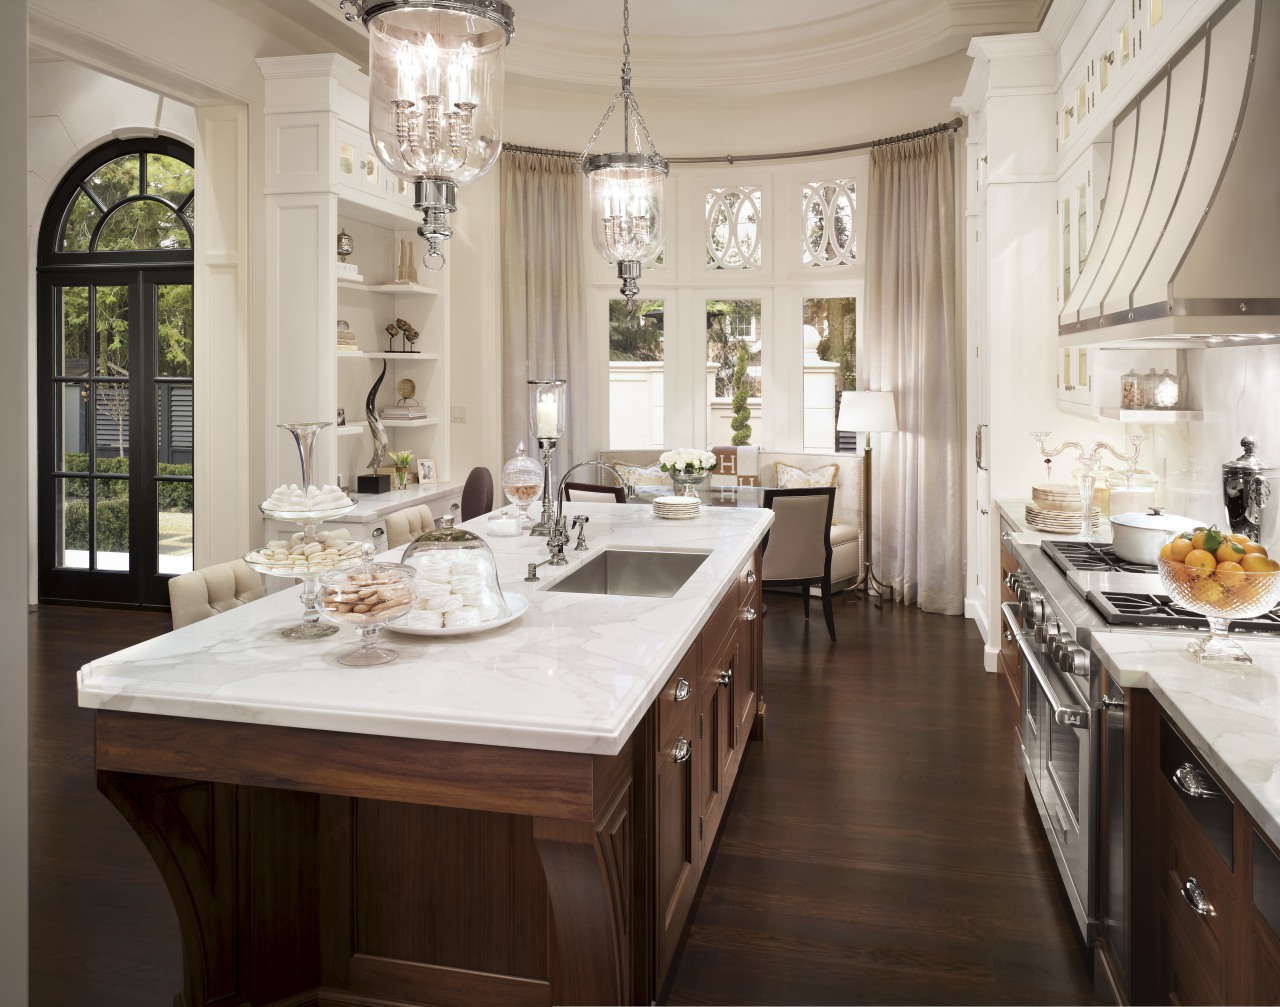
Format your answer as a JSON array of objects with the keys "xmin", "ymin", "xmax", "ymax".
[
  {"xmin": 168, "ymin": 559, "xmax": 267, "ymax": 629},
  {"xmin": 761, "ymin": 486, "xmax": 837, "ymax": 642},
  {"xmin": 385, "ymin": 503, "xmax": 436, "ymax": 549}
]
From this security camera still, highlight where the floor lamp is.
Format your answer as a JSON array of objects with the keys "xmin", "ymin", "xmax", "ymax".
[{"xmin": 837, "ymin": 390, "xmax": 897, "ymax": 603}]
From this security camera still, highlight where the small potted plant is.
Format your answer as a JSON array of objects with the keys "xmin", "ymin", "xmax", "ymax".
[{"xmin": 389, "ymin": 449, "xmax": 413, "ymax": 490}]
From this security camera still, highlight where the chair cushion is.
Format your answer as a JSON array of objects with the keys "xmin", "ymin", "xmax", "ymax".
[
  {"xmin": 168, "ymin": 558, "xmax": 266, "ymax": 629},
  {"xmin": 775, "ymin": 461, "xmax": 840, "ymax": 489}
]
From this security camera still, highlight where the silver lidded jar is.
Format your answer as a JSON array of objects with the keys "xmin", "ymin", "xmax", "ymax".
[{"xmin": 1223, "ymin": 436, "xmax": 1276, "ymax": 547}]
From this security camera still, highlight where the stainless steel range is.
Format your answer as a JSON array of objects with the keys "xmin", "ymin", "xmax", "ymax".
[{"xmin": 1002, "ymin": 533, "xmax": 1280, "ymax": 977}]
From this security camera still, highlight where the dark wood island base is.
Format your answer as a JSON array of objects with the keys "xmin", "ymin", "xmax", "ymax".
[{"xmin": 94, "ymin": 551, "xmax": 763, "ymax": 1007}]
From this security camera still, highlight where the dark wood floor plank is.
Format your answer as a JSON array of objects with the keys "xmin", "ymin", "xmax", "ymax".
[{"xmin": 28, "ymin": 593, "xmax": 1096, "ymax": 1006}]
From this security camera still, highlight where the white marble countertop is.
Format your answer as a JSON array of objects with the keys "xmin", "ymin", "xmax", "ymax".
[
  {"xmin": 79, "ymin": 503, "xmax": 772, "ymax": 757},
  {"xmin": 326, "ymin": 480, "xmax": 465, "ymax": 524},
  {"xmin": 1091, "ymin": 630, "xmax": 1280, "ymax": 850}
]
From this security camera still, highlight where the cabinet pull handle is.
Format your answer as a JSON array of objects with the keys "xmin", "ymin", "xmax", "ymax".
[
  {"xmin": 672, "ymin": 737, "xmax": 691, "ymax": 764},
  {"xmin": 1173, "ymin": 763, "xmax": 1223, "ymax": 800},
  {"xmin": 717, "ymin": 668, "xmax": 733, "ymax": 688},
  {"xmin": 742, "ymin": 606, "xmax": 757, "ymax": 622},
  {"xmin": 1180, "ymin": 877, "xmax": 1213, "ymax": 917},
  {"xmin": 673, "ymin": 677, "xmax": 691, "ymax": 702},
  {"xmin": 975, "ymin": 423, "xmax": 989, "ymax": 471},
  {"xmin": 745, "ymin": 569, "xmax": 757, "ymax": 584}
]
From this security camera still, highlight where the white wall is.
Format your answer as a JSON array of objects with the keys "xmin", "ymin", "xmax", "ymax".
[{"xmin": 3, "ymin": 4, "xmax": 29, "ymax": 1002}]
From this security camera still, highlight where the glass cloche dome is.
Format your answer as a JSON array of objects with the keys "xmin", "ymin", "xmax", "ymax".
[{"xmin": 400, "ymin": 518, "xmax": 510, "ymax": 630}]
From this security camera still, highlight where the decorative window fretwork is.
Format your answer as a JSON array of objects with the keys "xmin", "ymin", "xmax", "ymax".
[
  {"xmin": 705, "ymin": 186, "xmax": 762, "ymax": 270},
  {"xmin": 801, "ymin": 179, "xmax": 856, "ymax": 267}
]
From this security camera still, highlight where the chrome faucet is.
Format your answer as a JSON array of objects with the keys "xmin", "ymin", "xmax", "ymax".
[{"xmin": 545, "ymin": 460, "xmax": 634, "ymax": 565}]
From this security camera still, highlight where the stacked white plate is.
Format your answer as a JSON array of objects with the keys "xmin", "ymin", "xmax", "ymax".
[
  {"xmin": 652, "ymin": 495, "xmax": 701, "ymax": 520},
  {"xmin": 1031, "ymin": 483, "xmax": 1084, "ymax": 511},
  {"xmin": 1025, "ymin": 503, "xmax": 1103, "ymax": 533}
]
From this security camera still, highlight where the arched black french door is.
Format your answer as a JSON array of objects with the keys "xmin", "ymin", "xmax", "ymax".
[{"xmin": 37, "ymin": 137, "xmax": 195, "ymax": 608}]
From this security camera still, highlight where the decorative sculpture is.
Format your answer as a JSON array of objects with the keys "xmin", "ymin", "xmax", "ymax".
[
  {"xmin": 365, "ymin": 360, "xmax": 389, "ymax": 473},
  {"xmin": 395, "ymin": 318, "xmax": 419, "ymax": 352},
  {"xmin": 395, "ymin": 239, "xmax": 420, "ymax": 284}
]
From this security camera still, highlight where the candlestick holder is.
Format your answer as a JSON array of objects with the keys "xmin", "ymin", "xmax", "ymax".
[
  {"xmin": 1031, "ymin": 431, "xmax": 1144, "ymax": 542},
  {"xmin": 528, "ymin": 379, "xmax": 567, "ymax": 537}
]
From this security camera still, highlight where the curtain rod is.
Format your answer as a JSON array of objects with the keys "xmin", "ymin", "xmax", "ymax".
[{"xmin": 502, "ymin": 117, "xmax": 961, "ymax": 166}]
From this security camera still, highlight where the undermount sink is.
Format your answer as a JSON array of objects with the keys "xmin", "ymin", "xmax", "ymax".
[{"xmin": 543, "ymin": 548, "xmax": 710, "ymax": 599}]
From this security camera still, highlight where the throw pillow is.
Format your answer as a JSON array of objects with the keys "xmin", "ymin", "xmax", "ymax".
[
  {"xmin": 774, "ymin": 461, "xmax": 839, "ymax": 489},
  {"xmin": 610, "ymin": 461, "xmax": 671, "ymax": 498}
]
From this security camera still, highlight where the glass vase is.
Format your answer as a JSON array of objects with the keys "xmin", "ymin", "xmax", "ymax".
[{"xmin": 670, "ymin": 470, "xmax": 708, "ymax": 498}]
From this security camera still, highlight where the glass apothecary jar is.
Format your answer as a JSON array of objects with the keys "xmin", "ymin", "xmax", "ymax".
[
  {"xmin": 501, "ymin": 442, "xmax": 543, "ymax": 529},
  {"xmin": 1106, "ymin": 467, "xmax": 1162, "ymax": 517},
  {"xmin": 1120, "ymin": 368, "xmax": 1145, "ymax": 409},
  {"xmin": 1151, "ymin": 368, "xmax": 1180, "ymax": 409}
]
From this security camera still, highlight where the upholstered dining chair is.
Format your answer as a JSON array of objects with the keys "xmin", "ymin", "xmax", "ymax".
[
  {"xmin": 385, "ymin": 503, "xmax": 435, "ymax": 549},
  {"xmin": 761, "ymin": 486, "xmax": 837, "ymax": 642},
  {"xmin": 461, "ymin": 466, "xmax": 494, "ymax": 521},
  {"xmin": 563, "ymin": 481, "xmax": 627, "ymax": 503},
  {"xmin": 168, "ymin": 558, "xmax": 267, "ymax": 630}
]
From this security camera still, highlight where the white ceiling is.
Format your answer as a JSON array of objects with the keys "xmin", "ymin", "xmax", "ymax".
[{"xmin": 296, "ymin": 0, "xmax": 1048, "ymax": 95}]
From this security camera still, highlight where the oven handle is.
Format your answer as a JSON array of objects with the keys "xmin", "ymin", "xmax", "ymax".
[{"xmin": 1000, "ymin": 603, "xmax": 1089, "ymax": 729}]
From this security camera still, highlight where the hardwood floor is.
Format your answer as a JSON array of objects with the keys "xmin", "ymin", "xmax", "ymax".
[{"xmin": 28, "ymin": 595, "xmax": 1096, "ymax": 1006}]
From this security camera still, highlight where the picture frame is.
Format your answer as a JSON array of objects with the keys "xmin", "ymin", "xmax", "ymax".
[
  {"xmin": 336, "ymin": 407, "xmax": 346, "ymax": 427},
  {"xmin": 417, "ymin": 458, "xmax": 436, "ymax": 484}
]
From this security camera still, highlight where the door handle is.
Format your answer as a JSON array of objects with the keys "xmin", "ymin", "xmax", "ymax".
[{"xmin": 975, "ymin": 423, "xmax": 989, "ymax": 471}]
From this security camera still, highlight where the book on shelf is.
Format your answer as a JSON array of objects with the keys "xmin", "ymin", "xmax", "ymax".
[{"xmin": 379, "ymin": 407, "xmax": 427, "ymax": 420}]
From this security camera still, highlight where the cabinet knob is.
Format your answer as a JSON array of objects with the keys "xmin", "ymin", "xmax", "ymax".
[
  {"xmin": 1180, "ymin": 877, "xmax": 1213, "ymax": 917},
  {"xmin": 718, "ymin": 668, "xmax": 733, "ymax": 688},
  {"xmin": 672, "ymin": 737, "xmax": 691, "ymax": 764},
  {"xmin": 742, "ymin": 606, "xmax": 757, "ymax": 622},
  {"xmin": 1172, "ymin": 763, "xmax": 1223, "ymax": 800},
  {"xmin": 673, "ymin": 677, "xmax": 691, "ymax": 702},
  {"xmin": 745, "ymin": 570, "xmax": 757, "ymax": 584}
]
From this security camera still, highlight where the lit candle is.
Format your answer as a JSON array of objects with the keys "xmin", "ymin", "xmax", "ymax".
[{"xmin": 536, "ymin": 394, "xmax": 558, "ymax": 438}]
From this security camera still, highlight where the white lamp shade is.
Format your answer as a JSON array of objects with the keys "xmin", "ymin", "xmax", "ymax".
[{"xmin": 836, "ymin": 390, "xmax": 897, "ymax": 433}]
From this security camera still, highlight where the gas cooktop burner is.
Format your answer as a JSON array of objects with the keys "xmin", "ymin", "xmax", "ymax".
[
  {"xmin": 1043, "ymin": 540, "xmax": 1155, "ymax": 575},
  {"xmin": 1091, "ymin": 590, "xmax": 1280, "ymax": 632}
]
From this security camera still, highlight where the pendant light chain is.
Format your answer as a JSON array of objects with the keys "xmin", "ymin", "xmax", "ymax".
[{"xmin": 578, "ymin": 0, "xmax": 663, "ymax": 163}]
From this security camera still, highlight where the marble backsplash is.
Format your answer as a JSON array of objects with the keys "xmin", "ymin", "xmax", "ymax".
[{"xmin": 1142, "ymin": 344, "xmax": 1280, "ymax": 552}]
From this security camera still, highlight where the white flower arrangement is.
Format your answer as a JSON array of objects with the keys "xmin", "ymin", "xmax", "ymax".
[{"xmin": 659, "ymin": 448, "xmax": 718, "ymax": 475}]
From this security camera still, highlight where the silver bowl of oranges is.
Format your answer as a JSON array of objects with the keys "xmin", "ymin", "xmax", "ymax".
[{"xmin": 1157, "ymin": 527, "xmax": 1280, "ymax": 664}]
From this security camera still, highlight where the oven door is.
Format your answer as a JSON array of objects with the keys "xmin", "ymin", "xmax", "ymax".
[{"xmin": 1002, "ymin": 603, "xmax": 1095, "ymax": 941}]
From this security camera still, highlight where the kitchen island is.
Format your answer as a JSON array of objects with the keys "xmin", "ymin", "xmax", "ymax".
[{"xmin": 78, "ymin": 503, "xmax": 772, "ymax": 1007}]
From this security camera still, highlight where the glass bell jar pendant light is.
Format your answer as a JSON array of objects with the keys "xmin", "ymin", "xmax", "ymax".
[
  {"xmin": 580, "ymin": 0, "xmax": 668, "ymax": 311},
  {"xmin": 341, "ymin": 0, "xmax": 516, "ymax": 270}
]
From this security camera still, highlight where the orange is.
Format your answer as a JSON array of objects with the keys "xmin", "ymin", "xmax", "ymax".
[
  {"xmin": 1216, "ymin": 539, "xmax": 1248, "ymax": 565},
  {"xmin": 1183, "ymin": 549, "xmax": 1217, "ymax": 576},
  {"xmin": 1159, "ymin": 542, "xmax": 1178, "ymax": 562},
  {"xmin": 1191, "ymin": 529, "xmax": 1210, "ymax": 552},
  {"xmin": 1215, "ymin": 561, "xmax": 1246, "ymax": 590},
  {"xmin": 1229, "ymin": 533, "xmax": 1251, "ymax": 547},
  {"xmin": 1243, "ymin": 542, "xmax": 1270, "ymax": 558},
  {"xmin": 1168, "ymin": 537, "xmax": 1195, "ymax": 562},
  {"xmin": 1241, "ymin": 553, "xmax": 1274, "ymax": 573},
  {"xmin": 1192, "ymin": 577, "xmax": 1226, "ymax": 606}
]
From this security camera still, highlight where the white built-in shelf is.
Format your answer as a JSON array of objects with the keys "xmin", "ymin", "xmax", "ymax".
[
  {"xmin": 336, "ymin": 423, "xmax": 366, "ymax": 437},
  {"xmin": 337, "ymin": 351, "xmax": 440, "ymax": 361},
  {"xmin": 380, "ymin": 417, "xmax": 438, "ymax": 429},
  {"xmin": 337, "ymin": 280, "xmax": 440, "ymax": 296},
  {"xmin": 1099, "ymin": 407, "xmax": 1204, "ymax": 423}
]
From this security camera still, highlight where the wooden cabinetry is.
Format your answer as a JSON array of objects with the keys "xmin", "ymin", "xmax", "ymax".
[
  {"xmin": 1131, "ymin": 695, "xmax": 1280, "ymax": 1005},
  {"xmin": 258, "ymin": 54, "xmax": 452, "ymax": 495}
]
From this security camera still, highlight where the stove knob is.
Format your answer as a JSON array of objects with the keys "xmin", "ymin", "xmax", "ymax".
[
  {"xmin": 1058, "ymin": 641, "xmax": 1091, "ymax": 678},
  {"xmin": 1021, "ymin": 591, "xmax": 1044, "ymax": 627},
  {"xmin": 1048, "ymin": 632, "xmax": 1069, "ymax": 663},
  {"xmin": 1035, "ymin": 617, "xmax": 1060, "ymax": 646}
]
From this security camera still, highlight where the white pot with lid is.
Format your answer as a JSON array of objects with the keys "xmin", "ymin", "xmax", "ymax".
[{"xmin": 1109, "ymin": 508, "xmax": 1201, "ymax": 565}]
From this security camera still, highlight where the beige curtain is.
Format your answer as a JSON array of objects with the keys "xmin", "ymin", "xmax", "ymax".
[
  {"xmin": 500, "ymin": 151, "xmax": 588, "ymax": 472},
  {"xmin": 864, "ymin": 132, "xmax": 963, "ymax": 615}
]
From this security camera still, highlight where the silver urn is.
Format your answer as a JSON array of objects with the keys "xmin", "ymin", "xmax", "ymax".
[{"xmin": 1222, "ymin": 436, "xmax": 1276, "ymax": 547}]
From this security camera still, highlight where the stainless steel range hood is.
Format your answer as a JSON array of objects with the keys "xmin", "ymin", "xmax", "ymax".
[{"xmin": 1059, "ymin": 0, "xmax": 1280, "ymax": 346}]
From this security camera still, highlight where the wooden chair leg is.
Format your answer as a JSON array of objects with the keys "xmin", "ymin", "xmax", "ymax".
[
  {"xmin": 800, "ymin": 583, "xmax": 811, "ymax": 620},
  {"xmin": 821, "ymin": 577, "xmax": 836, "ymax": 642}
]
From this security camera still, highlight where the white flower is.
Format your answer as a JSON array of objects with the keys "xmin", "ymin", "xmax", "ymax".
[{"xmin": 659, "ymin": 448, "xmax": 718, "ymax": 474}]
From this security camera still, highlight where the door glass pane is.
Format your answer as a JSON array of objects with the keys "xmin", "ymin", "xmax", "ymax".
[
  {"xmin": 157, "ymin": 481, "xmax": 193, "ymax": 575},
  {"xmin": 59, "ymin": 192, "xmax": 102, "ymax": 252},
  {"xmin": 157, "ymin": 284, "xmax": 193, "ymax": 378},
  {"xmin": 1048, "ymin": 715, "xmax": 1082, "ymax": 829},
  {"xmin": 94, "ymin": 285, "xmax": 129, "ymax": 374},
  {"xmin": 608, "ymin": 298, "xmax": 664, "ymax": 450},
  {"xmin": 96, "ymin": 204, "xmax": 191, "ymax": 251},
  {"xmin": 95, "ymin": 480, "xmax": 129, "ymax": 571},
  {"xmin": 145, "ymin": 153, "xmax": 194, "ymax": 203},
  {"xmin": 802, "ymin": 297, "xmax": 856, "ymax": 451},
  {"xmin": 706, "ymin": 299, "xmax": 762, "ymax": 448},
  {"xmin": 83, "ymin": 154, "xmax": 140, "ymax": 208},
  {"xmin": 181, "ymin": 197, "xmax": 195, "ymax": 227},
  {"xmin": 57, "ymin": 286, "xmax": 91, "ymax": 376},
  {"xmin": 57, "ymin": 382, "xmax": 90, "ymax": 471},
  {"xmin": 55, "ymin": 476, "xmax": 90, "ymax": 569},
  {"xmin": 95, "ymin": 382, "xmax": 130, "ymax": 461}
]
